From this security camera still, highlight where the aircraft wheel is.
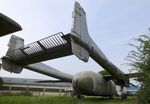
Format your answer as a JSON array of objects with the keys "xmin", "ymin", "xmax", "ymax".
[
  {"xmin": 122, "ymin": 94, "xmax": 127, "ymax": 99},
  {"xmin": 77, "ymin": 94, "xmax": 83, "ymax": 99},
  {"xmin": 109, "ymin": 95, "xmax": 113, "ymax": 99}
]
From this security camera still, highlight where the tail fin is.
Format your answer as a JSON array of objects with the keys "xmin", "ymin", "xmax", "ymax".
[
  {"xmin": 6, "ymin": 35, "xmax": 24, "ymax": 55},
  {"xmin": 70, "ymin": 2, "xmax": 92, "ymax": 62},
  {"xmin": 2, "ymin": 35, "xmax": 24, "ymax": 73}
]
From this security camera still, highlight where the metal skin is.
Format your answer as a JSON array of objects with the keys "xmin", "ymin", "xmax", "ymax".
[
  {"xmin": 26, "ymin": 64, "xmax": 116, "ymax": 96},
  {"xmin": 67, "ymin": 33, "xmax": 127, "ymax": 85},
  {"xmin": 25, "ymin": 63, "xmax": 73, "ymax": 83},
  {"xmin": 73, "ymin": 71, "xmax": 116, "ymax": 96},
  {"xmin": 1, "ymin": 2, "xmax": 128, "ymax": 98},
  {"xmin": 1, "ymin": 2, "xmax": 126, "ymax": 85},
  {"xmin": 69, "ymin": 2, "xmax": 127, "ymax": 86}
]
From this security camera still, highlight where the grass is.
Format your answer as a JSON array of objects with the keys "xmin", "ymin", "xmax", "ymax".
[{"xmin": 0, "ymin": 95, "xmax": 137, "ymax": 104}]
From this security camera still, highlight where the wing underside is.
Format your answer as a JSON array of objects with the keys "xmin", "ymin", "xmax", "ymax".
[
  {"xmin": 25, "ymin": 62, "xmax": 73, "ymax": 82},
  {"xmin": 0, "ymin": 13, "xmax": 22, "ymax": 36}
]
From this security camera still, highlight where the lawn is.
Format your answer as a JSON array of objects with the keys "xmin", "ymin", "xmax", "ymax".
[{"xmin": 0, "ymin": 95, "xmax": 137, "ymax": 104}]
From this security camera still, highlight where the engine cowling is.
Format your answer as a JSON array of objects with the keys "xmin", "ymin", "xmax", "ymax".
[
  {"xmin": 2, "ymin": 56, "xmax": 23, "ymax": 73},
  {"xmin": 72, "ymin": 71, "xmax": 116, "ymax": 96}
]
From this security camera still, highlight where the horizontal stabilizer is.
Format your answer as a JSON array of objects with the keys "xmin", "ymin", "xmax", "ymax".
[
  {"xmin": 103, "ymin": 73, "xmax": 142, "ymax": 80},
  {"xmin": 5, "ymin": 32, "xmax": 72, "ymax": 65},
  {"xmin": 125, "ymin": 73, "xmax": 143, "ymax": 78}
]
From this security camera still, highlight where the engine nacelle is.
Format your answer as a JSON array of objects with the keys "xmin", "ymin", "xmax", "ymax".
[{"xmin": 72, "ymin": 71, "xmax": 116, "ymax": 96}]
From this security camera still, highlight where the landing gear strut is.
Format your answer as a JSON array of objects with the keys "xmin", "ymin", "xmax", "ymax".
[
  {"xmin": 121, "ymin": 86, "xmax": 127, "ymax": 99},
  {"xmin": 122, "ymin": 93, "xmax": 127, "ymax": 99}
]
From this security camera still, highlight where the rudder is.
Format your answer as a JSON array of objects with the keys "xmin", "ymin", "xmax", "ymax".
[{"xmin": 70, "ymin": 2, "xmax": 92, "ymax": 62}]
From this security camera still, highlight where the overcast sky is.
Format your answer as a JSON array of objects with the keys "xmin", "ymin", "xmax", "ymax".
[{"xmin": 0, "ymin": 0, "xmax": 150, "ymax": 80}]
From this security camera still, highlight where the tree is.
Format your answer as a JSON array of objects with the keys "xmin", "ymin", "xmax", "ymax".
[
  {"xmin": 0, "ymin": 77, "xmax": 3, "ymax": 86},
  {"xmin": 127, "ymin": 34, "xmax": 150, "ymax": 104}
]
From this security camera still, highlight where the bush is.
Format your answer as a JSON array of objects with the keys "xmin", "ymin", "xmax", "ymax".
[
  {"xmin": 0, "ymin": 91, "xmax": 33, "ymax": 96},
  {"xmin": 19, "ymin": 91, "xmax": 33, "ymax": 96},
  {"xmin": 127, "ymin": 35, "xmax": 150, "ymax": 104}
]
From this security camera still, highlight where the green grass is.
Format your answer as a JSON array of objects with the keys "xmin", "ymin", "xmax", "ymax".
[{"xmin": 0, "ymin": 95, "xmax": 137, "ymax": 104}]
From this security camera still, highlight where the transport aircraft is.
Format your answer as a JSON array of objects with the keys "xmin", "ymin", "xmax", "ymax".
[
  {"xmin": 0, "ymin": 13, "xmax": 22, "ymax": 37},
  {"xmin": 1, "ymin": 2, "xmax": 138, "ymax": 99}
]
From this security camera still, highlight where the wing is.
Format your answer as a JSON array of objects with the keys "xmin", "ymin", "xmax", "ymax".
[
  {"xmin": 0, "ymin": 13, "xmax": 22, "ymax": 37},
  {"xmin": 25, "ymin": 62, "xmax": 73, "ymax": 82},
  {"xmin": 103, "ymin": 72, "xmax": 143, "ymax": 80},
  {"xmin": 125, "ymin": 73, "xmax": 143, "ymax": 78}
]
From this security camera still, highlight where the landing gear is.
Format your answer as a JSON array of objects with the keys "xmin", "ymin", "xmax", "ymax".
[
  {"xmin": 109, "ymin": 95, "xmax": 113, "ymax": 99},
  {"xmin": 77, "ymin": 94, "xmax": 81, "ymax": 99},
  {"xmin": 72, "ymin": 90, "xmax": 83, "ymax": 99},
  {"xmin": 121, "ymin": 94, "xmax": 127, "ymax": 99},
  {"xmin": 77, "ymin": 94, "xmax": 84, "ymax": 99},
  {"xmin": 121, "ymin": 86, "xmax": 127, "ymax": 99}
]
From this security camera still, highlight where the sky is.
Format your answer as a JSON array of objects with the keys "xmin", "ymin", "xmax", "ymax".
[{"xmin": 0, "ymin": 0, "xmax": 150, "ymax": 81}]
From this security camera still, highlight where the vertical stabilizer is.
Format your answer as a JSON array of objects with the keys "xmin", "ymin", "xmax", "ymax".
[
  {"xmin": 2, "ymin": 35, "xmax": 24, "ymax": 73},
  {"xmin": 6, "ymin": 35, "xmax": 24, "ymax": 55},
  {"xmin": 70, "ymin": 2, "xmax": 92, "ymax": 62},
  {"xmin": 69, "ymin": 2, "xmax": 126, "ymax": 85}
]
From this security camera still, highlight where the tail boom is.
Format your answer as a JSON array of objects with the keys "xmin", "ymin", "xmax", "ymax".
[{"xmin": 69, "ymin": 2, "xmax": 127, "ymax": 85}]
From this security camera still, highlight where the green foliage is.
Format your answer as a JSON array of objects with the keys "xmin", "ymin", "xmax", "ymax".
[
  {"xmin": 0, "ymin": 91, "xmax": 33, "ymax": 96},
  {"xmin": 0, "ymin": 77, "xmax": 3, "ymax": 86},
  {"xmin": 19, "ymin": 91, "xmax": 33, "ymax": 96},
  {"xmin": 0, "ymin": 96, "xmax": 136, "ymax": 104},
  {"xmin": 127, "ymin": 35, "xmax": 150, "ymax": 104}
]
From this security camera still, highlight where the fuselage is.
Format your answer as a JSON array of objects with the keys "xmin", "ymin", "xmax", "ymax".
[{"xmin": 72, "ymin": 71, "xmax": 116, "ymax": 96}]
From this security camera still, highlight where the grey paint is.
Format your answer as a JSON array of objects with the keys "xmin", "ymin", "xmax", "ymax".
[
  {"xmin": 68, "ymin": 2, "xmax": 126, "ymax": 85},
  {"xmin": 73, "ymin": 71, "xmax": 116, "ymax": 96},
  {"xmin": 25, "ymin": 63, "xmax": 116, "ymax": 96},
  {"xmin": 3, "ymin": 32, "xmax": 72, "ymax": 65},
  {"xmin": 2, "ymin": 2, "xmax": 126, "ymax": 85},
  {"xmin": 25, "ymin": 63, "xmax": 73, "ymax": 83},
  {"xmin": 1, "ymin": 2, "xmax": 127, "ymax": 97}
]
